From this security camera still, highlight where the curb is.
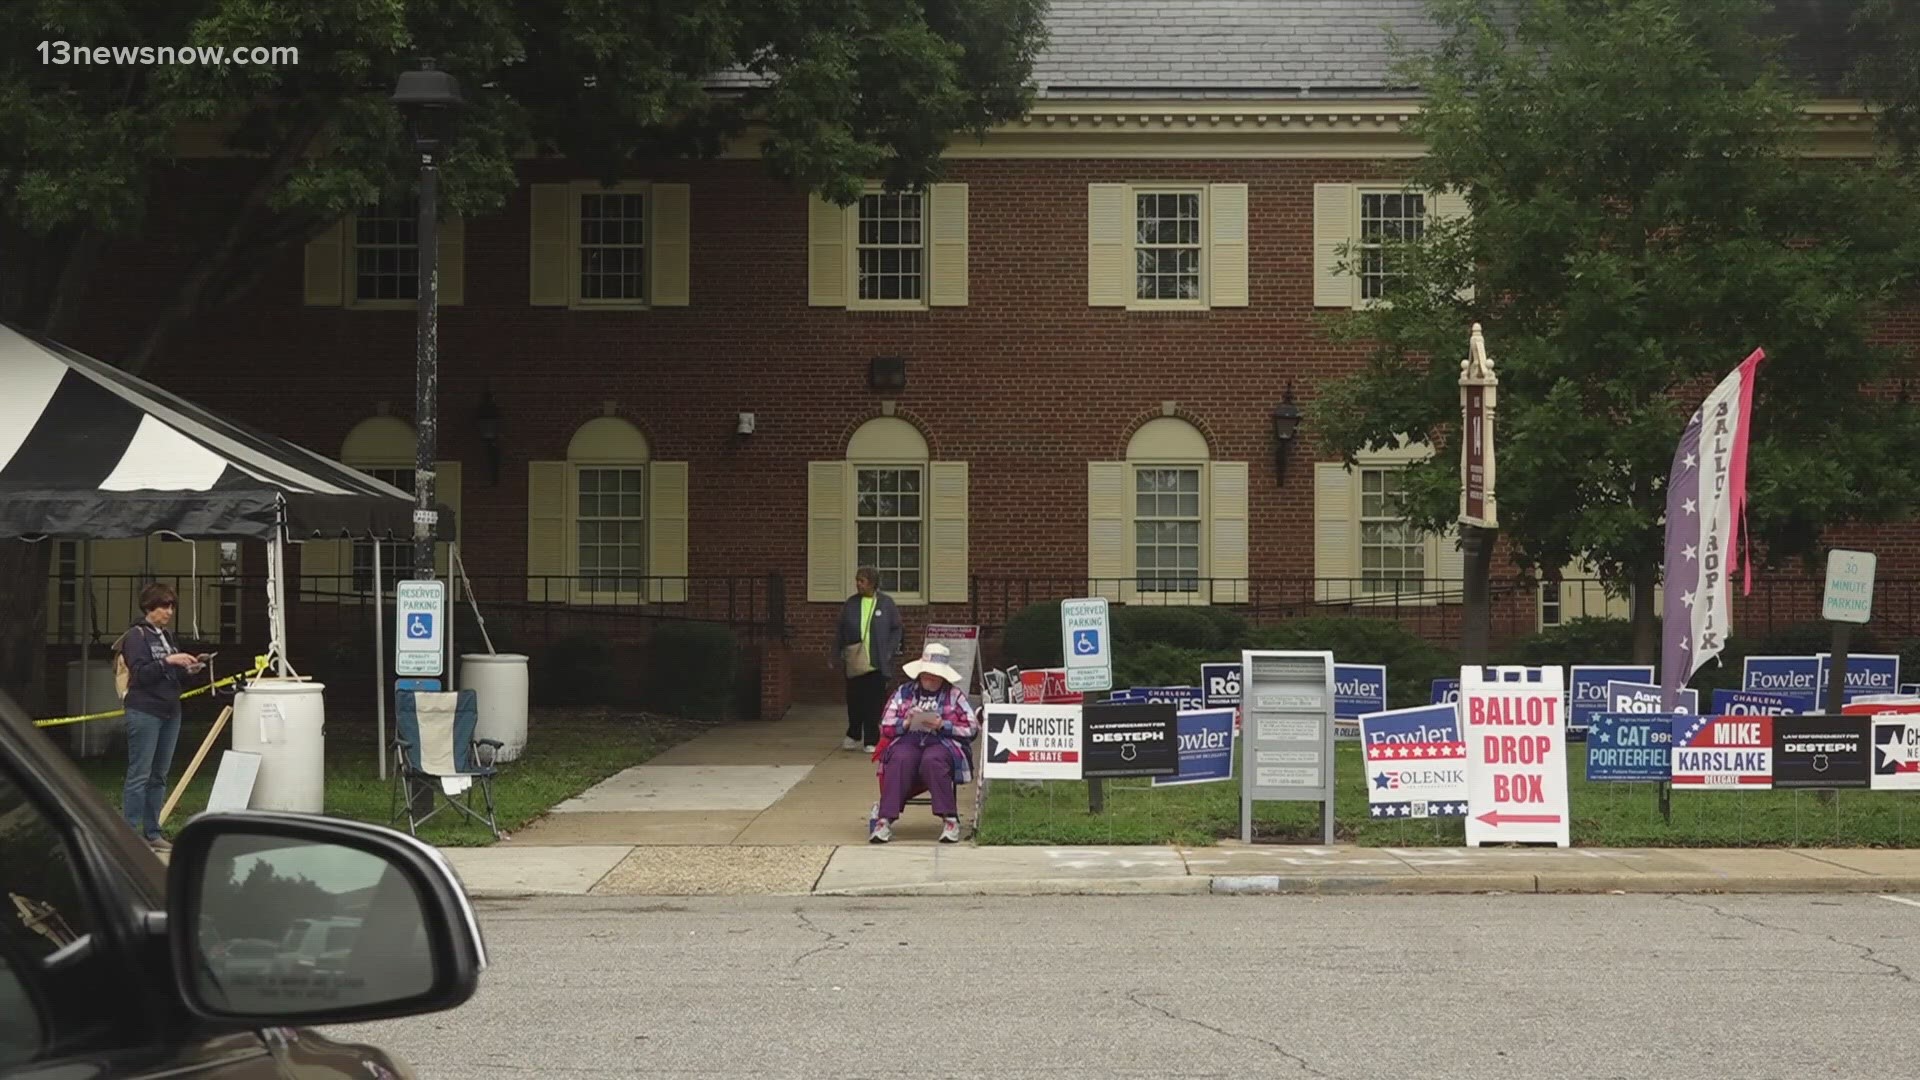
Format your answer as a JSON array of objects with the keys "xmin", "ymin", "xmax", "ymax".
[
  {"xmin": 1210, "ymin": 872, "xmax": 1537, "ymax": 896},
  {"xmin": 813, "ymin": 876, "xmax": 1211, "ymax": 897}
]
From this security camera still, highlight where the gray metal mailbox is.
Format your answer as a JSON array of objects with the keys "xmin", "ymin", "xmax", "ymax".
[{"xmin": 1239, "ymin": 649, "xmax": 1337, "ymax": 844}]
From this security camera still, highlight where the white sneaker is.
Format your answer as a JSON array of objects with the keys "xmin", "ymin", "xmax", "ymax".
[
  {"xmin": 864, "ymin": 745, "xmax": 876, "ymax": 754},
  {"xmin": 939, "ymin": 817, "xmax": 961, "ymax": 844},
  {"xmin": 869, "ymin": 819, "xmax": 893, "ymax": 844},
  {"xmin": 841, "ymin": 737, "xmax": 862, "ymax": 751}
]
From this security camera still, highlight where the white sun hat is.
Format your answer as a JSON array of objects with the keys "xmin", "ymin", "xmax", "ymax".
[{"xmin": 902, "ymin": 642, "xmax": 963, "ymax": 686}]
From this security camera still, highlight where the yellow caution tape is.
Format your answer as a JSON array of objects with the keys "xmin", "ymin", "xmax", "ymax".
[{"xmin": 33, "ymin": 655, "xmax": 272, "ymax": 729}]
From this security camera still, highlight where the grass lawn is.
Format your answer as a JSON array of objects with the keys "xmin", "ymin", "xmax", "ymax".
[
  {"xmin": 69, "ymin": 706, "xmax": 713, "ymax": 847},
  {"xmin": 975, "ymin": 741, "xmax": 1920, "ymax": 848}
]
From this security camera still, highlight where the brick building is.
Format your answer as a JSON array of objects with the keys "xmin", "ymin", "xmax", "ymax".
[{"xmin": 40, "ymin": 1, "xmax": 1914, "ymax": 718}]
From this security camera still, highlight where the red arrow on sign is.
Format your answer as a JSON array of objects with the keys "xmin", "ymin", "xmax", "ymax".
[{"xmin": 1476, "ymin": 810, "xmax": 1562, "ymax": 826}]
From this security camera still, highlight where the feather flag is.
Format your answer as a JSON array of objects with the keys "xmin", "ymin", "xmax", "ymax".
[{"xmin": 1660, "ymin": 349, "xmax": 1765, "ymax": 711}]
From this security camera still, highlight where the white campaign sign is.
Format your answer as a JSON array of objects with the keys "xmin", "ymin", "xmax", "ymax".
[
  {"xmin": 395, "ymin": 579, "xmax": 447, "ymax": 677},
  {"xmin": 1823, "ymin": 549, "xmax": 1876, "ymax": 624},
  {"xmin": 1462, "ymin": 666, "xmax": 1571, "ymax": 847},
  {"xmin": 982, "ymin": 704, "xmax": 1084, "ymax": 780},
  {"xmin": 1060, "ymin": 597, "xmax": 1112, "ymax": 693}
]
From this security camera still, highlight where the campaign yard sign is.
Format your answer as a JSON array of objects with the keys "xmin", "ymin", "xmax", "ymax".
[
  {"xmin": 1570, "ymin": 666, "xmax": 1653, "ymax": 736},
  {"xmin": 1743, "ymin": 656, "xmax": 1820, "ymax": 710},
  {"xmin": 982, "ymin": 704, "xmax": 1083, "ymax": 780},
  {"xmin": 1816, "ymin": 653, "xmax": 1902, "ymax": 703},
  {"xmin": 1431, "ymin": 678, "xmax": 1460, "ymax": 705},
  {"xmin": 1608, "ymin": 680, "xmax": 1698, "ymax": 716},
  {"xmin": 1333, "ymin": 664, "xmax": 1388, "ymax": 740},
  {"xmin": 1018, "ymin": 669, "xmax": 1083, "ymax": 705},
  {"xmin": 1671, "ymin": 714, "xmax": 1772, "ymax": 789},
  {"xmin": 1585, "ymin": 714, "xmax": 1673, "ymax": 782},
  {"xmin": 1462, "ymin": 666, "xmax": 1571, "ymax": 847},
  {"xmin": 1081, "ymin": 702, "xmax": 1179, "ymax": 779},
  {"xmin": 1202, "ymin": 663, "xmax": 1242, "ymax": 709},
  {"xmin": 1107, "ymin": 686, "xmax": 1204, "ymax": 711},
  {"xmin": 1771, "ymin": 716, "xmax": 1870, "ymax": 789},
  {"xmin": 1872, "ymin": 716, "xmax": 1920, "ymax": 791},
  {"xmin": 1710, "ymin": 689, "xmax": 1800, "ymax": 717},
  {"xmin": 1151, "ymin": 707, "xmax": 1237, "ymax": 788},
  {"xmin": 1360, "ymin": 704, "xmax": 1467, "ymax": 819}
]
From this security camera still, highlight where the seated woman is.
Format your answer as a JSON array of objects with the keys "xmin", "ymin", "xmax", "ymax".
[{"xmin": 870, "ymin": 643, "xmax": 976, "ymax": 845}]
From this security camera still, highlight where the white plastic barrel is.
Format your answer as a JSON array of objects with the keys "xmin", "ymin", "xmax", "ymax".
[
  {"xmin": 231, "ymin": 681, "xmax": 327, "ymax": 813},
  {"xmin": 64, "ymin": 659, "xmax": 124, "ymax": 758},
  {"xmin": 460, "ymin": 653, "xmax": 529, "ymax": 762}
]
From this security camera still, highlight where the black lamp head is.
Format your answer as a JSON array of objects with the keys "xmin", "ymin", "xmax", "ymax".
[
  {"xmin": 1271, "ymin": 382, "xmax": 1304, "ymax": 442},
  {"xmin": 474, "ymin": 390, "xmax": 501, "ymax": 440},
  {"xmin": 392, "ymin": 58, "xmax": 465, "ymax": 143}
]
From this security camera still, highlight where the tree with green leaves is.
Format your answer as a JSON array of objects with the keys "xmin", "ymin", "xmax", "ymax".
[
  {"xmin": 0, "ymin": 0, "xmax": 1048, "ymax": 708},
  {"xmin": 1312, "ymin": 0, "xmax": 1920, "ymax": 664}
]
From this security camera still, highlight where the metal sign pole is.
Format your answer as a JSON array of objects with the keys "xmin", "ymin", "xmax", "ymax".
[{"xmin": 373, "ymin": 537, "xmax": 387, "ymax": 780}]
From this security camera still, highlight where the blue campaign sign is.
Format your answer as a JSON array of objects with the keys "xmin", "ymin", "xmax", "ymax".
[
  {"xmin": 1430, "ymin": 678, "xmax": 1460, "ymax": 705},
  {"xmin": 1711, "ymin": 688, "xmax": 1802, "ymax": 717},
  {"xmin": 1606, "ymin": 680, "xmax": 1698, "ymax": 716},
  {"xmin": 1585, "ymin": 713, "xmax": 1673, "ymax": 782},
  {"xmin": 1359, "ymin": 703, "xmax": 1467, "ymax": 818},
  {"xmin": 1743, "ymin": 655, "xmax": 1820, "ymax": 699},
  {"xmin": 1132, "ymin": 686, "xmax": 1205, "ymax": 710},
  {"xmin": 1816, "ymin": 653, "xmax": 1902, "ymax": 702},
  {"xmin": 1201, "ymin": 662, "xmax": 1241, "ymax": 709},
  {"xmin": 1570, "ymin": 665, "xmax": 1653, "ymax": 735},
  {"xmin": 1334, "ymin": 664, "xmax": 1388, "ymax": 718},
  {"xmin": 1151, "ymin": 707, "xmax": 1237, "ymax": 787}
]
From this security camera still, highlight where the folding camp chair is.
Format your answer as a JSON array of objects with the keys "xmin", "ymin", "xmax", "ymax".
[
  {"xmin": 390, "ymin": 689, "xmax": 504, "ymax": 839},
  {"xmin": 867, "ymin": 704, "xmax": 985, "ymax": 839}
]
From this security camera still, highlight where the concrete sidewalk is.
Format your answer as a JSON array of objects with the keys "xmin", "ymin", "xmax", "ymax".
[{"xmin": 439, "ymin": 841, "xmax": 1920, "ymax": 899}]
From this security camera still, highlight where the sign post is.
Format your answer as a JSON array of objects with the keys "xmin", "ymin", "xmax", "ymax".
[
  {"xmin": 395, "ymin": 579, "xmax": 447, "ymax": 678},
  {"xmin": 1060, "ymin": 598, "xmax": 1112, "ymax": 811},
  {"xmin": 1457, "ymin": 323, "xmax": 1499, "ymax": 664},
  {"xmin": 1822, "ymin": 549, "xmax": 1876, "ymax": 715}
]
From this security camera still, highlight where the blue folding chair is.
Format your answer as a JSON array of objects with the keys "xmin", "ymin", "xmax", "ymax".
[{"xmin": 390, "ymin": 689, "xmax": 504, "ymax": 839}]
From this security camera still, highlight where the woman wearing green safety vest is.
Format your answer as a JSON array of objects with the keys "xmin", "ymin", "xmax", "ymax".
[{"xmin": 835, "ymin": 566, "xmax": 903, "ymax": 752}]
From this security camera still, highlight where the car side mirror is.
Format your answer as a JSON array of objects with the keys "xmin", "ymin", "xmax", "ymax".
[{"xmin": 165, "ymin": 811, "xmax": 486, "ymax": 1026}]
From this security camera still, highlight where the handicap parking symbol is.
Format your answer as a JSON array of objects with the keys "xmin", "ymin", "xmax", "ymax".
[
  {"xmin": 1072, "ymin": 628, "xmax": 1101, "ymax": 656},
  {"xmin": 407, "ymin": 613, "xmax": 435, "ymax": 639}
]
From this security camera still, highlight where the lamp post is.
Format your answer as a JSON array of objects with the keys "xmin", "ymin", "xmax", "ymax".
[
  {"xmin": 1270, "ymin": 382, "xmax": 1304, "ymax": 484},
  {"xmin": 1458, "ymin": 323, "xmax": 1499, "ymax": 663},
  {"xmin": 392, "ymin": 58, "xmax": 465, "ymax": 579}
]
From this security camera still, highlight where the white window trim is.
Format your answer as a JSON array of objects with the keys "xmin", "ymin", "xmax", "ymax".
[
  {"xmin": 568, "ymin": 179, "xmax": 653, "ymax": 310},
  {"xmin": 1351, "ymin": 185, "xmax": 1430, "ymax": 312},
  {"xmin": 846, "ymin": 185, "xmax": 930, "ymax": 312},
  {"xmin": 1539, "ymin": 579, "xmax": 1564, "ymax": 629},
  {"xmin": 1354, "ymin": 463, "xmax": 1430, "ymax": 599},
  {"xmin": 848, "ymin": 460, "xmax": 928, "ymax": 605},
  {"xmin": 343, "ymin": 203, "xmax": 420, "ymax": 311},
  {"xmin": 1129, "ymin": 459, "xmax": 1210, "ymax": 599},
  {"xmin": 569, "ymin": 461, "xmax": 649, "ymax": 605},
  {"xmin": 1127, "ymin": 184, "xmax": 1210, "ymax": 312},
  {"xmin": 350, "ymin": 461, "xmax": 422, "ymax": 591}
]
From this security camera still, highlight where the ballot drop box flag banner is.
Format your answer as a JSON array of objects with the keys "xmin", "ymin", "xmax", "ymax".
[
  {"xmin": 1671, "ymin": 714, "xmax": 1772, "ymax": 789},
  {"xmin": 983, "ymin": 704, "xmax": 1082, "ymax": 780},
  {"xmin": 1462, "ymin": 667, "xmax": 1571, "ymax": 847},
  {"xmin": 1360, "ymin": 704, "xmax": 1467, "ymax": 819},
  {"xmin": 1659, "ymin": 349, "xmax": 1764, "ymax": 713}
]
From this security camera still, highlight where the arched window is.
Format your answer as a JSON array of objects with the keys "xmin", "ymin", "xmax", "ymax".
[
  {"xmin": 526, "ymin": 417, "xmax": 687, "ymax": 604},
  {"xmin": 299, "ymin": 416, "xmax": 461, "ymax": 599},
  {"xmin": 807, "ymin": 417, "xmax": 968, "ymax": 605},
  {"xmin": 1088, "ymin": 418, "xmax": 1247, "ymax": 605}
]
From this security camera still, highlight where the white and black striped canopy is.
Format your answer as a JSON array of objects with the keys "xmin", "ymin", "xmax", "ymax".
[{"xmin": 0, "ymin": 324, "xmax": 422, "ymax": 541}]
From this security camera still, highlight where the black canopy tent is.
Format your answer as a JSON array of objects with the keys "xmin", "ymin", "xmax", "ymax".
[{"xmin": 1, "ymin": 323, "xmax": 448, "ymax": 762}]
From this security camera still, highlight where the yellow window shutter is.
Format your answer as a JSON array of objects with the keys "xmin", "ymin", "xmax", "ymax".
[
  {"xmin": 84, "ymin": 540, "xmax": 147, "ymax": 627},
  {"xmin": 927, "ymin": 461, "xmax": 969, "ymax": 603},
  {"xmin": 650, "ymin": 183, "xmax": 691, "ymax": 306},
  {"xmin": 296, "ymin": 535, "xmax": 348, "ymax": 605},
  {"xmin": 1314, "ymin": 462, "xmax": 1356, "ymax": 603},
  {"xmin": 807, "ymin": 461, "xmax": 850, "ymax": 601},
  {"xmin": 1313, "ymin": 183, "xmax": 1356, "ymax": 308},
  {"xmin": 928, "ymin": 183, "xmax": 969, "ymax": 307},
  {"xmin": 1208, "ymin": 462, "xmax": 1249, "ymax": 604},
  {"xmin": 1428, "ymin": 187, "xmax": 1473, "ymax": 302},
  {"xmin": 1207, "ymin": 183, "xmax": 1250, "ymax": 308},
  {"xmin": 146, "ymin": 537, "xmax": 223, "ymax": 633},
  {"xmin": 1087, "ymin": 183, "xmax": 1130, "ymax": 307},
  {"xmin": 438, "ymin": 215, "xmax": 466, "ymax": 306},
  {"xmin": 1435, "ymin": 524, "xmax": 1464, "ymax": 605},
  {"xmin": 431, "ymin": 460, "xmax": 462, "ymax": 579},
  {"xmin": 807, "ymin": 195, "xmax": 848, "ymax": 307},
  {"xmin": 529, "ymin": 183, "xmax": 572, "ymax": 306},
  {"xmin": 1087, "ymin": 461, "xmax": 1133, "ymax": 604},
  {"xmin": 527, "ymin": 461, "xmax": 570, "ymax": 602},
  {"xmin": 303, "ymin": 219, "xmax": 345, "ymax": 306},
  {"xmin": 648, "ymin": 461, "xmax": 689, "ymax": 603}
]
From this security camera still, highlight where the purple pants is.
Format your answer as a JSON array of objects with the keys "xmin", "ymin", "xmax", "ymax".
[{"xmin": 877, "ymin": 733, "xmax": 957, "ymax": 820}]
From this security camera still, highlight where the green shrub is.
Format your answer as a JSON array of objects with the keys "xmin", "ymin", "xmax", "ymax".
[
  {"xmin": 1498, "ymin": 617, "xmax": 1639, "ymax": 667},
  {"xmin": 532, "ymin": 631, "xmax": 622, "ymax": 707},
  {"xmin": 1113, "ymin": 606, "xmax": 1242, "ymax": 652},
  {"xmin": 1249, "ymin": 617, "xmax": 1458, "ymax": 709},
  {"xmin": 644, "ymin": 622, "xmax": 741, "ymax": 720},
  {"xmin": 1113, "ymin": 644, "xmax": 1236, "ymax": 689},
  {"xmin": 1002, "ymin": 602, "xmax": 1063, "ymax": 667}
]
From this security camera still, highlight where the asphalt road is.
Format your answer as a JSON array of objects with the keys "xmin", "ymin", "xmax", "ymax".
[{"xmin": 335, "ymin": 892, "xmax": 1920, "ymax": 1079}]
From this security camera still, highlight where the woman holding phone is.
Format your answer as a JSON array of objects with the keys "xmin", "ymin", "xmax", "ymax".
[
  {"xmin": 114, "ymin": 582, "xmax": 210, "ymax": 851},
  {"xmin": 869, "ymin": 642, "xmax": 976, "ymax": 844}
]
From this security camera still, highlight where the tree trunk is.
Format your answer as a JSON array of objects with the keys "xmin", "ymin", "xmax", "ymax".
[
  {"xmin": 1630, "ymin": 559, "xmax": 1661, "ymax": 665},
  {"xmin": 1459, "ymin": 526, "xmax": 1496, "ymax": 665}
]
